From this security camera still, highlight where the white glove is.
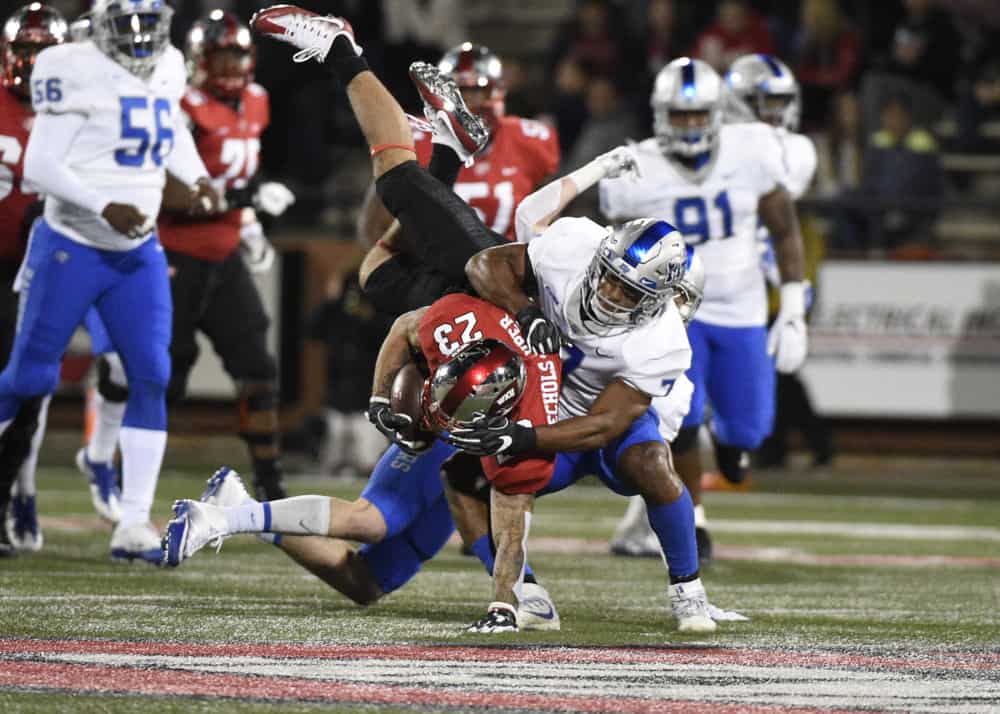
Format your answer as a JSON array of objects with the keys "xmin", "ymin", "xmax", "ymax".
[
  {"xmin": 768, "ymin": 282, "xmax": 809, "ymax": 373},
  {"xmin": 240, "ymin": 221, "xmax": 275, "ymax": 274},
  {"xmin": 253, "ymin": 181, "xmax": 296, "ymax": 217},
  {"xmin": 596, "ymin": 144, "xmax": 641, "ymax": 180}
]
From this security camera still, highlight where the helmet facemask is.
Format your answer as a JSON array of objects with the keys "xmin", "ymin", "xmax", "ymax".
[
  {"xmin": 581, "ymin": 251, "xmax": 672, "ymax": 337},
  {"xmin": 94, "ymin": 1, "xmax": 173, "ymax": 79}
]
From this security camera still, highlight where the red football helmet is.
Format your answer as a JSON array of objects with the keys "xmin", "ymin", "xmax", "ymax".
[
  {"xmin": 186, "ymin": 9, "xmax": 255, "ymax": 100},
  {"xmin": 2, "ymin": 3, "xmax": 68, "ymax": 100},
  {"xmin": 438, "ymin": 42, "xmax": 505, "ymax": 129},
  {"xmin": 427, "ymin": 339, "xmax": 527, "ymax": 432}
]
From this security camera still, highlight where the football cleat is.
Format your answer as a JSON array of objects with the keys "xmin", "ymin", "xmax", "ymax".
[
  {"xmin": 610, "ymin": 528, "xmax": 661, "ymax": 558},
  {"xmin": 250, "ymin": 4, "xmax": 361, "ymax": 64},
  {"xmin": 409, "ymin": 61, "xmax": 490, "ymax": 161},
  {"xmin": 467, "ymin": 603, "xmax": 518, "ymax": 633},
  {"xmin": 696, "ymin": 526, "xmax": 714, "ymax": 566},
  {"xmin": 161, "ymin": 500, "xmax": 228, "ymax": 568},
  {"xmin": 110, "ymin": 522, "xmax": 162, "ymax": 565},
  {"xmin": 200, "ymin": 467, "xmax": 252, "ymax": 551},
  {"xmin": 516, "ymin": 583, "xmax": 561, "ymax": 631},
  {"xmin": 0, "ymin": 507, "xmax": 17, "ymax": 558},
  {"xmin": 76, "ymin": 448, "xmax": 122, "ymax": 524},
  {"xmin": 5, "ymin": 491, "xmax": 42, "ymax": 552},
  {"xmin": 668, "ymin": 578, "xmax": 717, "ymax": 633},
  {"xmin": 706, "ymin": 602, "xmax": 750, "ymax": 622}
]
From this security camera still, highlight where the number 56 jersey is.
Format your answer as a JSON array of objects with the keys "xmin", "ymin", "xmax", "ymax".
[
  {"xmin": 600, "ymin": 123, "xmax": 787, "ymax": 328},
  {"xmin": 30, "ymin": 41, "xmax": 188, "ymax": 250}
]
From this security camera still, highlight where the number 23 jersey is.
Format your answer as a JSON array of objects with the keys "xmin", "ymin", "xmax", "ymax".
[
  {"xmin": 30, "ymin": 41, "xmax": 188, "ymax": 250},
  {"xmin": 599, "ymin": 122, "xmax": 787, "ymax": 327}
]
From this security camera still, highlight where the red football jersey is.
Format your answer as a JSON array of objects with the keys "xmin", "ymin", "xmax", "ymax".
[
  {"xmin": 0, "ymin": 88, "xmax": 37, "ymax": 260},
  {"xmin": 418, "ymin": 293, "xmax": 561, "ymax": 494},
  {"xmin": 414, "ymin": 115, "xmax": 560, "ymax": 241},
  {"xmin": 158, "ymin": 83, "xmax": 270, "ymax": 262}
]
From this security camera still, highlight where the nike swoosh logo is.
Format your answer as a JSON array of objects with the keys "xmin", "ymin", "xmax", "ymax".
[
  {"xmin": 520, "ymin": 598, "xmax": 554, "ymax": 619},
  {"xmin": 497, "ymin": 436, "xmax": 513, "ymax": 452}
]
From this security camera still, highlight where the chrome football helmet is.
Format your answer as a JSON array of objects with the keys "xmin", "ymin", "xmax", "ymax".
[
  {"xmin": 427, "ymin": 339, "xmax": 527, "ymax": 432},
  {"xmin": 725, "ymin": 53, "xmax": 801, "ymax": 131},
  {"xmin": 651, "ymin": 57, "xmax": 723, "ymax": 172},
  {"xmin": 2, "ymin": 3, "xmax": 68, "ymax": 99},
  {"xmin": 581, "ymin": 218, "xmax": 687, "ymax": 335},
  {"xmin": 675, "ymin": 246, "xmax": 705, "ymax": 326},
  {"xmin": 90, "ymin": 0, "xmax": 173, "ymax": 79},
  {"xmin": 186, "ymin": 9, "xmax": 255, "ymax": 100}
]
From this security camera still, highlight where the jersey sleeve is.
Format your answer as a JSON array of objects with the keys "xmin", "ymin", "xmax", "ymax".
[
  {"xmin": 749, "ymin": 124, "xmax": 788, "ymax": 197},
  {"xmin": 618, "ymin": 318, "xmax": 691, "ymax": 398},
  {"xmin": 29, "ymin": 45, "xmax": 93, "ymax": 116},
  {"xmin": 782, "ymin": 133, "xmax": 818, "ymax": 200}
]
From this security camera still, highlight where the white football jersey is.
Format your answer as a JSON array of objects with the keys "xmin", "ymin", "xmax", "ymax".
[
  {"xmin": 527, "ymin": 216, "xmax": 691, "ymax": 420},
  {"xmin": 600, "ymin": 122, "xmax": 787, "ymax": 327},
  {"xmin": 30, "ymin": 41, "xmax": 188, "ymax": 250},
  {"xmin": 777, "ymin": 129, "xmax": 817, "ymax": 201}
]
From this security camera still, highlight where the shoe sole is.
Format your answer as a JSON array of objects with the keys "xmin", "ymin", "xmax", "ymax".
[
  {"xmin": 408, "ymin": 63, "xmax": 487, "ymax": 154},
  {"xmin": 677, "ymin": 617, "xmax": 718, "ymax": 634},
  {"xmin": 161, "ymin": 501, "xmax": 193, "ymax": 568},
  {"xmin": 110, "ymin": 547, "xmax": 163, "ymax": 565}
]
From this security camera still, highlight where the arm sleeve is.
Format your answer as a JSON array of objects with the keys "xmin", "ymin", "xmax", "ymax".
[
  {"xmin": 783, "ymin": 135, "xmax": 818, "ymax": 200},
  {"xmin": 515, "ymin": 178, "xmax": 563, "ymax": 244},
  {"xmin": 23, "ymin": 111, "xmax": 108, "ymax": 215},
  {"xmin": 165, "ymin": 118, "xmax": 208, "ymax": 187},
  {"xmin": 598, "ymin": 176, "xmax": 631, "ymax": 221}
]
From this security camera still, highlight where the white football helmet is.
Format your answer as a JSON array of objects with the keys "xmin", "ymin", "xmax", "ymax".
[
  {"xmin": 651, "ymin": 57, "xmax": 723, "ymax": 172},
  {"xmin": 725, "ymin": 53, "xmax": 801, "ymax": 131},
  {"xmin": 581, "ymin": 218, "xmax": 687, "ymax": 335},
  {"xmin": 90, "ymin": 0, "xmax": 173, "ymax": 79}
]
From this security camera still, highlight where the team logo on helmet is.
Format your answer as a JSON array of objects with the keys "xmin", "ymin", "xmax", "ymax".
[
  {"xmin": 2, "ymin": 3, "xmax": 68, "ymax": 99},
  {"xmin": 427, "ymin": 338, "xmax": 527, "ymax": 432}
]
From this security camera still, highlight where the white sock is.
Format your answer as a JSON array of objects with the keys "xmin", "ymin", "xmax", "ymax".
[
  {"xmin": 694, "ymin": 504, "xmax": 708, "ymax": 529},
  {"xmin": 87, "ymin": 394, "xmax": 126, "ymax": 464},
  {"xmin": 14, "ymin": 394, "xmax": 50, "ymax": 498},
  {"xmin": 225, "ymin": 495, "xmax": 331, "ymax": 536},
  {"xmin": 118, "ymin": 426, "xmax": 166, "ymax": 528}
]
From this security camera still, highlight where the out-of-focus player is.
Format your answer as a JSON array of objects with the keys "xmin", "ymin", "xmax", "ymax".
[
  {"xmin": 78, "ymin": 9, "xmax": 294, "ymax": 503},
  {"xmin": 600, "ymin": 58, "xmax": 808, "ymax": 564},
  {"xmin": 0, "ymin": 2, "xmax": 68, "ymax": 556},
  {"xmin": 0, "ymin": 0, "xmax": 212, "ymax": 563},
  {"xmin": 357, "ymin": 42, "xmax": 559, "ymax": 315}
]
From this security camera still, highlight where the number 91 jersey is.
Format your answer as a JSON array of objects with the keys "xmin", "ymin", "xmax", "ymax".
[
  {"xmin": 414, "ymin": 116, "xmax": 560, "ymax": 241},
  {"xmin": 599, "ymin": 122, "xmax": 787, "ymax": 328},
  {"xmin": 30, "ymin": 41, "xmax": 187, "ymax": 250}
]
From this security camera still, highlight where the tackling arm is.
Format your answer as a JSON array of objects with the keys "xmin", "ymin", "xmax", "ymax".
[
  {"xmin": 534, "ymin": 379, "xmax": 651, "ymax": 452},
  {"xmin": 370, "ymin": 308, "xmax": 426, "ymax": 400},
  {"xmin": 465, "ymin": 243, "xmax": 534, "ymax": 316}
]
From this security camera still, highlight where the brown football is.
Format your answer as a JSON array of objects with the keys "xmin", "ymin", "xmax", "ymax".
[{"xmin": 390, "ymin": 362, "xmax": 436, "ymax": 443}]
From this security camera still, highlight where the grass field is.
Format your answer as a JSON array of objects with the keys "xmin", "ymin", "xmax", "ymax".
[{"xmin": 1, "ymin": 442, "xmax": 998, "ymax": 713}]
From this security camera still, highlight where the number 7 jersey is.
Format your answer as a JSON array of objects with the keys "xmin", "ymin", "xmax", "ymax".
[{"xmin": 599, "ymin": 123, "xmax": 787, "ymax": 327}]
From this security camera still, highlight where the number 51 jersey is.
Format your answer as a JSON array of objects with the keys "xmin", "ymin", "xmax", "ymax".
[
  {"xmin": 600, "ymin": 122, "xmax": 787, "ymax": 328},
  {"xmin": 30, "ymin": 40, "xmax": 188, "ymax": 250}
]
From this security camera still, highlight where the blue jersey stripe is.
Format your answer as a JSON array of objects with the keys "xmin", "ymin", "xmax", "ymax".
[{"xmin": 624, "ymin": 221, "xmax": 673, "ymax": 266}]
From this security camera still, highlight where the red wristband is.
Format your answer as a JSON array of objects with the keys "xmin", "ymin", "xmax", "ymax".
[{"xmin": 370, "ymin": 143, "xmax": 416, "ymax": 157}]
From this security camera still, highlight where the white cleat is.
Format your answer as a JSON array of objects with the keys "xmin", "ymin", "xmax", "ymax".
[
  {"xmin": 668, "ymin": 578, "xmax": 717, "ymax": 633},
  {"xmin": 161, "ymin": 500, "xmax": 229, "ymax": 568},
  {"xmin": 5, "ymin": 491, "xmax": 42, "ymax": 552},
  {"xmin": 200, "ymin": 466, "xmax": 252, "ymax": 508},
  {"xmin": 109, "ymin": 522, "xmax": 162, "ymax": 565},
  {"xmin": 250, "ymin": 4, "xmax": 361, "ymax": 64},
  {"xmin": 610, "ymin": 528, "xmax": 662, "ymax": 558},
  {"xmin": 516, "ymin": 582, "xmax": 561, "ymax": 631},
  {"xmin": 75, "ymin": 448, "xmax": 122, "ymax": 524}
]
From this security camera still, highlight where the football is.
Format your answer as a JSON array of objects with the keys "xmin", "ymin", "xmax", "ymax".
[{"xmin": 390, "ymin": 362, "xmax": 435, "ymax": 443}]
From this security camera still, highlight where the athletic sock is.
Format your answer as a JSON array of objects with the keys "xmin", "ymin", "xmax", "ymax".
[
  {"xmin": 118, "ymin": 426, "xmax": 166, "ymax": 528},
  {"xmin": 646, "ymin": 489, "xmax": 700, "ymax": 583},
  {"xmin": 15, "ymin": 394, "xmax": 49, "ymax": 497},
  {"xmin": 87, "ymin": 393, "xmax": 125, "ymax": 464},
  {"xmin": 225, "ymin": 495, "xmax": 330, "ymax": 536},
  {"xmin": 325, "ymin": 36, "xmax": 369, "ymax": 86},
  {"xmin": 427, "ymin": 143, "xmax": 462, "ymax": 187}
]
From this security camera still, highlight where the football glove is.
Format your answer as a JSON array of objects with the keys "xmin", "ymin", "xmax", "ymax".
[
  {"xmin": 254, "ymin": 181, "xmax": 296, "ymax": 217},
  {"xmin": 445, "ymin": 416, "xmax": 537, "ymax": 457},
  {"xmin": 768, "ymin": 281, "xmax": 809, "ymax": 373},
  {"xmin": 239, "ymin": 221, "xmax": 275, "ymax": 274},
  {"xmin": 366, "ymin": 398, "xmax": 430, "ymax": 455},
  {"xmin": 596, "ymin": 144, "xmax": 641, "ymax": 181},
  {"xmin": 515, "ymin": 305, "xmax": 560, "ymax": 355}
]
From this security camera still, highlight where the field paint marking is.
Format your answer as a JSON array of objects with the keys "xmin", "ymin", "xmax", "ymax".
[{"xmin": 708, "ymin": 520, "xmax": 1000, "ymax": 542}]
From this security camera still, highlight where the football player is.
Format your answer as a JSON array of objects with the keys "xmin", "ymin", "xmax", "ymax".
[
  {"xmin": 599, "ymin": 58, "xmax": 808, "ymax": 564},
  {"xmin": 0, "ymin": 0, "xmax": 212, "ymax": 563},
  {"xmin": 357, "ymin": 42, "xmax": 559, "ymax": 315},
  {"xmin": 0, "ymin": 2, "xmax": 68, "ymax": 555},
  {"xmin": 77, "ymin": 9, "xmax": 294, "ymax": 503}
]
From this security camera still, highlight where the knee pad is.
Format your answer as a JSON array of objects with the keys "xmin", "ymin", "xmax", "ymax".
[
  {"xmin": 97, "ymin": 354, "xmax": 129, "ymax": 403},
  {"xmin": 441, "ymin": 451, "xmax": 490, "ymax": 503},
  {"xmin": 671, "ymin": 425, "xmax": 700, "ymax": 455},
  {"xmin": 713, "ymin": 441, "xmax": 751, "ymax": 485}
]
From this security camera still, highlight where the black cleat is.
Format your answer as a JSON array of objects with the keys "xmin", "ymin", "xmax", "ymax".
[
  {"xmin": 467, "ymin": 604, "xmax": 518, "ymax": 633},
  {"xmin": 696, "ymin": 526, "xmax": 714, "ymax": 566}
]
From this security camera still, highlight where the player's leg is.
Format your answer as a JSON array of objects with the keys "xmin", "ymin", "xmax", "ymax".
[
  {"xmin": 1, "ymin": 394, "xmax": 49, "ymax": 551},
  {"xmin": 197, "ymin": 252, "xmax": 286, "ymax": 501},
  {"xmin": 94, "ymin": 238, "xmax": 172, "ymax": 563},
  {"xmin": 276, "ymin": 535, "xmax": 384, "ymax": 605},
  {"xmin": 77, "ymin": 309, "xmax": 125, "ymax": 523},
  {"xmin": 703, "ymin": 324, "xmax": 775, "ymax": 482}
]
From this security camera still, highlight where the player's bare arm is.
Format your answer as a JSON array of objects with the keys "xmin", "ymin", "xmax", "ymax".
[
  {"xmin": 370, "ymin": 308, "xmax": 426, "ymax": 400},
  {"xmin": 534, "ymin": 379, "xmax": 651, "ymax": 452},
  {"xmin": 466, "ymin": 243, "xmax": 533, "ymax": 316},
  {"xmin": 758, "ymin": 185, "xmax": 805, "ymax": 283}
]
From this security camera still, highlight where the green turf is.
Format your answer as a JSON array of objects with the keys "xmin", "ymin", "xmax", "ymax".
[{"xmin": 2, "ymin": 452, "xmax": 999, "ymax": 712}]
